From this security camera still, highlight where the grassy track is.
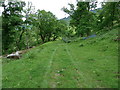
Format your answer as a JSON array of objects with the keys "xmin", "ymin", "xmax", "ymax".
[{"xmin": 2, "ymin": 28, "xmax": 118, "ymax": 88}]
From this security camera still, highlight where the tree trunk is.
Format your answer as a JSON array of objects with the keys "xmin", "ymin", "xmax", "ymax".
[
  {"xmin": 86, "ymin": 30, "xmax": 90, "ymax": 36},
  {"xmin": 80, "ymin": 33, "xmax": 84, "ymax": 37},
  {"xmin": 53, "ymin": 36, "xmax": 58, "ymax": 41},
  {"xmin": 40, "ymin": 34, "xmax": 45, "ymax": 43}
]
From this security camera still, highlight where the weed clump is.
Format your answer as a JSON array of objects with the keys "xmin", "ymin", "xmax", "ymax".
[
  {"xmin": 79, "ymin": 44, "xmax": 84, "ymax": 47},
  {"xmin": 26, "ymin": 52, "xmax": 35, "ymax": 59}
]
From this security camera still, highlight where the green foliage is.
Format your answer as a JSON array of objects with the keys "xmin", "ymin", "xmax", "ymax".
[
  {"xmin": 37, "ymin": 10, "xmax": 58, "ymax": 42},
  {"xmin": 30, "ymin": 10, "xmax": 64, "ymax": 43},
  {"xmin": 2, "ymin": 1, "xmax": 68, "ymax": 54},
  {"xmin": 2, "ymin": 1, "xmax": 26, "ymax": 54},
  {"xmin": 97, "ymin": 2, "xmax": 120, "ymax": 29},
  {"xmin": 62, "ymin": 1, "xmax": 97, "ymax": 37},
  {"xmin": 62, "ymin": 1, "xmax": 120, "ymax": 36}
]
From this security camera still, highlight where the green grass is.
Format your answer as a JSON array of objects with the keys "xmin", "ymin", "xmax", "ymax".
[{"xmin": 2, "ymin": 28, "xmax": 118, "ymax": 88}]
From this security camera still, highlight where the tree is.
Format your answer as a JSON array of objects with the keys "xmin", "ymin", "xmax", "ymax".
[
  {"xmin": 55, "ymin": 20, "xmax": 68, "ymax": 38},
  {"xmin": 62, "ymin": 1, "xmax": 97, "ymax": 37},
  {"xmin": 33, "ymin": 10, "xmax": 58, "ymax": 43},
  {"xmin": 98, "ymin": 2, "xmax": 120, "ymax": 30},
  {"xmin": 2, "ymin": 1, "xmax": 26, "ymax": 53},
  {"xmin": 18, "ymin": 1, "xmax": 35, "ymax": 49}
]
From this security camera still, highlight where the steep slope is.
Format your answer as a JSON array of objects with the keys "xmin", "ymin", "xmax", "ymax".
[{"xmin": 2, "ymin": 28, "xmax": 118, "ymax": 88}]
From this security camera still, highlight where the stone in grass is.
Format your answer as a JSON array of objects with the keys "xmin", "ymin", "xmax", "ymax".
[{"xmin": 79, "ymin": 44, "xmax": 84, "ymax": 47}]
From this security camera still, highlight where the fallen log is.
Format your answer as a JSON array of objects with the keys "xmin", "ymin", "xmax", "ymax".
[{"xmin": 7, "ymin": 51, "xmax": 20, "ymax": 59}]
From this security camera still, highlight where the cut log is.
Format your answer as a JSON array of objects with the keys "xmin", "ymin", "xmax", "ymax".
[{"xmin": 7, "ymin": 51, "xmax": 20, "ymax": 59}]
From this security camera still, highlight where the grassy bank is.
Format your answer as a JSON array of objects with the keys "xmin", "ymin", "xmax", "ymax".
[{"xmin": 2, "ymin": 28, "xmax": 118, "ymax": 88}]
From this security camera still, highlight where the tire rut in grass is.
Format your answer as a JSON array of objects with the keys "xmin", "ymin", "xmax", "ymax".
[
  {"xmin": 65, "ymin": 44, "xmax": 85, "ymax": 87},
  {"xmin": 65, "ymin": 44, "xmax": 102, "ymax": 88},
  {"xmin": 40, "ymin": 46, "xmax": 58, "ymax": 88},
  {"xmin": 47, "ymin": 44, "xmax": 80, "ymax": 88}
]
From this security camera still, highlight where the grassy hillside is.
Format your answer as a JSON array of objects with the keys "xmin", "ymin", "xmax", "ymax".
[{"xmin": 2, "ymin": 28, "xmax": 118, "ymax": 88}]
